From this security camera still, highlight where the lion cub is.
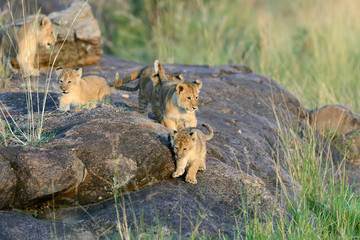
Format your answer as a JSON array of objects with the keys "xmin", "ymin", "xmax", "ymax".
[
  {"xmin": 159, "ymin": 79, "xmax": 202, "ymax": 131},
  {"xmin": 113, "ymin": 60, "xmax": 183, "ymax": 121},
  {"xmin": 0, "ymin": 16, "xmax": 56, "ymax": 76},
  {"xmin": 171, "ymin": 124, "xmax": 214, "ymax": 184},
  {"xmin": 55, "ymin": 67, "xmax": 113, "ymax": 111}
]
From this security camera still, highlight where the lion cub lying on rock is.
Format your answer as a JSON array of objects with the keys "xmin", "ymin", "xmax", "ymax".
[
  {"xmin": 56, "ymin": 67, "xmax": 115, "ymax": 111},
  {"xmin": 171, "ymin": 124, "xmax": 213, "ymax": 184}
]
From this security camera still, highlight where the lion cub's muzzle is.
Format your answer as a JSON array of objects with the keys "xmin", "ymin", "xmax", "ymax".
[
  {"xmin": 45, "ymin": 42, "xmax": 53, "ymax": 50},
  {"xmin": 61, "ymin": 88, "xmax": 70, "ymax": 94},
  {"xmin": 186, "ymin": 106, "xmax": 198, "ymax": 113}
]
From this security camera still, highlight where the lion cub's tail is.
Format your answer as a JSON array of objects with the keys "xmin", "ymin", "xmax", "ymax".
[
  {"xmin": 114, "ymin": 84, "xmax": 140, "ymax": 92},
  {"xmin": 154, "ymin": 59, "xmax": 168, "ymax": 82},
  {"xmin": 111, "ymin": 72, "xmax": 140, "ymax": 92},
  {"xmin": 113, "ymin": 69, "xmax": 143, "ymax": 87},
  {"xmin": 155, "ymin": 60, "xmax": 184, "ymax": 83},
  {"xmin": 202, "ymin": 124, "xmax": 214, "ymax": 141}
]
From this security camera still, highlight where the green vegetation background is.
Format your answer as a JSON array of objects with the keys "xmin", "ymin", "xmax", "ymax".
[{"xmin": 94, "ymin": 0, "xmax": 360, "ymax": 113}]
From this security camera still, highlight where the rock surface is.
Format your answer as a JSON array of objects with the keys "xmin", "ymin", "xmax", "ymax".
[
  {"xmin": 0, "ymin": 156, "xmax": 16, "ymax": 209},
  {"xmin": 0, "ymin": 147, "xmax": 86, "ymax": 208},
  {"xmin": 309, "ymin": 104, "xmax": 360, "ymax": 135},
  {"xmin": 0, "ymin": 55, "xmax": 312, "ymax": 238},
  {"xmin": 309, "ymin": 104, "xmax": 360, "ymax": 162},
  {"xmin": 309, "ymin": 104, "xmax": 360, "ymax": 189}
]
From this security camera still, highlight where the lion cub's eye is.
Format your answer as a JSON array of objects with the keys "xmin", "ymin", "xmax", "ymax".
[
  {"xmin": 68, "ymin": 81, "xmax": 72, "ymax": 84},
  {"xmin": 174, "ymin": 147, "xmax": 178, "ymax": 151},
  {"xmin": 183, "ymin": 148, "xmax": 187, "ymax": 151},
  {"xmin": 196, "ymin": 96, "xmax": 198, "ymax": 100},
  {"xmin": 187, "ymin": 97, "xmax": 191, "ymax": 101}
]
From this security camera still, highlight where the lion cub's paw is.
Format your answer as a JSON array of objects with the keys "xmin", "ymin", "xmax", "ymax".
[
  {"xmin": 172, "ymin": 171, "xmax": 183, "ymax": 178},
  {"xmin": 198, "ymin": 166, "xmax": 206, "ymax": 171},
  {"xmin": 23, "ymin": 69, "xmax": 39, "ymax": 78},
  {"xmin": 31, "ymin": 69, "xmax": 40, "ymax": 76},
  {"xmin": 185, "ymin": 176, "xmax": 197, "ymax": 184}
]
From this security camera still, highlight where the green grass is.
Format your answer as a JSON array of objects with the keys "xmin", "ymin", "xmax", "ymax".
[
  {"xmin": 95, "ymin": 0, "xmax": 360, "ymax": 113},
  {"xmin": 268, "ymin": 113, "xmax": 360, "ymax": 239}
]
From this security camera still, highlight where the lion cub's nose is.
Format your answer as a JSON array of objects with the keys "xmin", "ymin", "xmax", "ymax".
[{"xmin": 193, "ymin": 106, "xmax": 198, "ymax": 111}]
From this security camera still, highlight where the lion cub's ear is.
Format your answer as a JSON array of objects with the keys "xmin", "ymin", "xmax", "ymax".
[
  {"xmin": 189, "ymin": 131, "xmax": 197, "ymax": 140},
  {"xmin": 41, "ymin": 17, "xmax": 51, "ymax": 28},
  {"xmin": 55, "ymin": 67, "xmax": 63, "ymax": 76},
  {"xmin": 170, "ymin": 130, "xmax": 177, "ymax": 147},
  {"xmin": 177, "ymin": 74, "xmax": 184, "ymax": 82},
  {"xmin": 176, "ymin": 83, "xmax": 185, "ymax": 95},
  {"xmin": 193, "ymin": 79, "xmax": 202, "ymax": 89},
  {"xmin": 75, "ymin": 68, "xmax": 82, "ymax": 78}
]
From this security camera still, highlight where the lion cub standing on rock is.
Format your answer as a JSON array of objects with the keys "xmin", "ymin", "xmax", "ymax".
[
  {"xmin": 113, "ymin": 60, "xmax": 183, "ymax": 120},
  {"xmin": 159, "ymin": 79, "xmax": 202, "ymax": 131},
  {"xmin": 171, "ymin": 124, "xmax": 213, "ymax": 184},
  {"xmin": 56, "ymin": 67, "xmax": 113, "ymax": 111},
  {"xmin": 0, "ymin": 16, "xmax": 56, "ymax": 76}
]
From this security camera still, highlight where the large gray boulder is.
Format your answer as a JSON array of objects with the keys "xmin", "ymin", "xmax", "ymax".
[{"xmin": 0, "ymin": 55, "xmax": 306, "ymax": 238}]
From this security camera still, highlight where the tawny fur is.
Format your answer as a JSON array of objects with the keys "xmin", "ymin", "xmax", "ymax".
[
  {"xmin": 171, "ymin": 124, "xmax": 214, "ymax": 184},
  {"xmin": 112, "ymin": 60, "xmax": 183, "ymax": 120},
  {"xmin": 55, "ymin": 67, "xmax": 113, "ymax": 111},
  {"xmin": 159, "ymin": 79, "xmax": 202, "ymax": 131},
  {"xmin": 0, "ymin": 16, "xmax": 56, "ymax": 77}
]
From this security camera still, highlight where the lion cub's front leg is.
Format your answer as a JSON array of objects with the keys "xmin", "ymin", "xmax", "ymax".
[
  {"xmin": 185, "ymin": 161, "xmax": 200, "ymax": 184},
  {"xmin": 17, "ymin": 51, "xmax": 39, "ymax": 77},
  {"xmin": 184, "ymin": 115, "xmax": 197, "ymax": 129},
  {"xmin": 198, "ymin": 151, "xmax": 207, "ymax": 171},
  {"xmin": 163, "ymin": 115, "xmax": 177, "ymax": 131},
  {"xmin": 172, "ymin": 157, "xmax": 187, "ymax": 179},
  {"xmin": 59, "ymin": 96, "xmax": 70, "ymax": 111}
]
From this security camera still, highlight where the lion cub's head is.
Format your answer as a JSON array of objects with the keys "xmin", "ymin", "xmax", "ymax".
[
  {"xmin": 38, "ymin": 17, "xmax": 56, "ymax": 50},
  {"xmin": 171, "ymin": 129, "xmax": 198, "ymax": 160},
  {"xmin": 55, "ymin": 67, "xmax": 82, "ymax": 94},
  {"xmin": 175, "ymin": 80, "xmax": 202, "ymax": 113}
]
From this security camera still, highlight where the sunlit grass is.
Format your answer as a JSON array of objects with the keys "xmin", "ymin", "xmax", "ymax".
[{"xmin": 96, "ymin": 0, "xmax": 360, "ymax": 113}]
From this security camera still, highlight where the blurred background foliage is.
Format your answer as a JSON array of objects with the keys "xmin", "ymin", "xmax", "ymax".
[
  {"xmin": 91, "ymin": 0, "xmax": 360, "ymax": 112},
  {"xmin": 2, "ymin": 0, "xmax": 360, "ymax": 112}
]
